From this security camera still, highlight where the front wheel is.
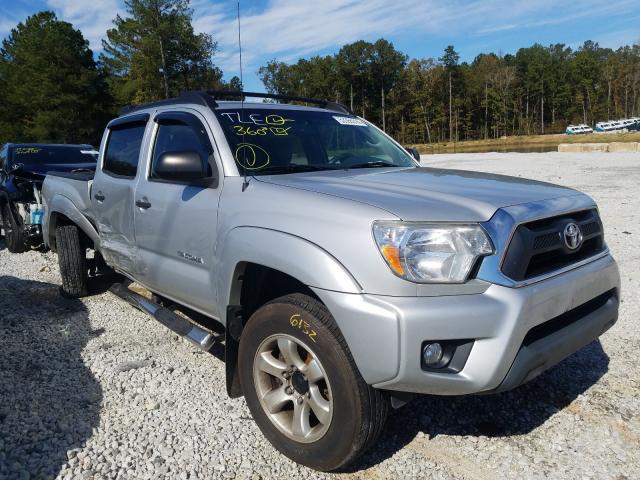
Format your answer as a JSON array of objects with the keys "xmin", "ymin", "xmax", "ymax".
[{"xmin": 238, "ymin": 293, "xmax": 388, "ymax": 471}]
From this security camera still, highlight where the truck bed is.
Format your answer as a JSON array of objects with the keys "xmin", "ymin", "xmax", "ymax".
[{"xmin": 46, "ymin": 170, "xmax": 95, "ymax": 181}]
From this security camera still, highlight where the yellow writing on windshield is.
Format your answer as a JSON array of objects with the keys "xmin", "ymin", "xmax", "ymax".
[
  {"xmin": 234, "ymin": 143, "xmax": 271, "ymax": 170},
  {"xmin": 232, "ymin": 125, "xmax": 291, "ymax": 136},
  {"xmin": 221, "ymin": 112, "xmax": 294, "ymax": 127},
  {"xmin": 265, "ymin": 114, "xmax": 293, "ymax": 126}
]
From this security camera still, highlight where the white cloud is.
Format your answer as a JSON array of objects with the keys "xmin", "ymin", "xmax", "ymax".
[
  {"xmin": 1, "ymin": 0, "xmax": 629, "ymax": 82},
  {"xmin": 199, "ymin": 0, "xmax": 461, "ymax": 75},
  {"xmin": 188, "ymin": 0, "xmax": 639, "ymax": 78},
  {"xmin": 46, "ymin": 0, "xmax": 124, "ymax": 52},
  {"xmin": 0, "ymin": 18, "xmax": 16, "ymax": 38},
  {"xmin": 477, "ymin": 24, "xmax": 519, "ymax": 35}
]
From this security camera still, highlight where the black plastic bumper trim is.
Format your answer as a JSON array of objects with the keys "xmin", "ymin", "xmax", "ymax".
[{"xmin": 487, "ymin": 289, "xmax": 618, "ymax": 394}]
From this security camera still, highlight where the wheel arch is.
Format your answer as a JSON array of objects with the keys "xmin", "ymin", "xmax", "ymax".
[
  {"xmin": 218, "ymin": 226, "xmax": 361, "ymax": 312},
  {"xmin": 46, "ymin": 195, "xmax": 99, "ymax": 252},
  {"xmin": 218, "ymin": 227, "xmax": 362, "ymax": 398}
]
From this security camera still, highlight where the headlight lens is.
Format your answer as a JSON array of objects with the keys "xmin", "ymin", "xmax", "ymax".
[{"xmin": 373, "ymin": 221, "xmax": 494, "ymax": 283}]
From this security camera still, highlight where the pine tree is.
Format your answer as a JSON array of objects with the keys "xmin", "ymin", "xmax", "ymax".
[
  {"xmin": 0, "ymin": 11, "xmax": 110, "ymax": 144},
  {"xmin": 101, "ymin": 0, "xmax": 222, "ymax": 105}
]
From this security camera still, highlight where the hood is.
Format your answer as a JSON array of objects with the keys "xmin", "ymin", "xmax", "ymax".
[
  {"xmin": 257, "ymin": 167, "xmax": 582, "ymax": 222},
  {"xmin": 11, "ymin": 162, "xmax": 96, "ymax": 180}
]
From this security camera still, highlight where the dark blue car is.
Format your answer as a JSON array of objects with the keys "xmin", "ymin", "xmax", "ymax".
[{"xmin": 0, "ymin": 143, "xmax": 97, "ymax": 252}]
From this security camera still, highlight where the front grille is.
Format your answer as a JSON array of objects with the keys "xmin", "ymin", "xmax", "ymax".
[
  {"xmin": 532, "ymin": 232, "xmax": 561, "ymax": 250},
  {"xmin": 502, "ymin": 209, "xmax": 606, "ymax": 281}
]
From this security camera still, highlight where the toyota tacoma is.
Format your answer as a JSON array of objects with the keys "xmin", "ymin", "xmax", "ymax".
[{"xmin": 41, "ymin": 91, "xmax": 620, "ymax": 471}]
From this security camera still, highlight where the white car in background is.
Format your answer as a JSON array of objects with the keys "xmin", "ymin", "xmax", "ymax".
[{"xmin": 566, "ymin": 124, "xmax": 593, "ymax": 135}]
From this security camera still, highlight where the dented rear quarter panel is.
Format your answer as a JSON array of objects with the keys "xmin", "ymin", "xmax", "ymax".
[{"xmin": 42, "ymin": 175, "xmax": 98, "ymax": 250}]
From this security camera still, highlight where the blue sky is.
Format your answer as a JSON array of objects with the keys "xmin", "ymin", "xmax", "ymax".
[{"xmin": 1, "ymin": 0, "xmax": 639, "ymax": 91}]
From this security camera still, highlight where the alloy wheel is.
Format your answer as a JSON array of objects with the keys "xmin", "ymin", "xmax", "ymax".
[{"xmin": 253, "ymin": 334, "xmax": 333, "ymax": 443}]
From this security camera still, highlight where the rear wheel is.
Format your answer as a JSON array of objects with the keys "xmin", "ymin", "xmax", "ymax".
[
  {"xmin": 238, "ymin": 293, "xmax": 388, "ymax": 471},
  {"xmin": 2, "ymin": 203, "xmax": 26, "ymax": 253},
  {"xmin": 56, "ymin": 225, "xmax": 88, "ymax": 298}
]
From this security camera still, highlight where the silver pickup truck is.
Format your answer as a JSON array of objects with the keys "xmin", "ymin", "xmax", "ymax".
[{"xmin": 42, "ymin": 91, "xmax": 620, "ymax": 471}]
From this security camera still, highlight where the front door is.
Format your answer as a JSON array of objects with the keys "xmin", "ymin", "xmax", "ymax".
[
  {"xmin": 93, "ymin": 115, "xmax": 149, "ymax": 275},
  {"xmin": 133, "ymin": 110, "xmax": 222, "ymax": 316}
]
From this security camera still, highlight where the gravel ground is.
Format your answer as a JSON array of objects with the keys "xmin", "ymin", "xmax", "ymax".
[{"xmin": 1, "ymin": 151, "xmax": 639, "ymax": 480}]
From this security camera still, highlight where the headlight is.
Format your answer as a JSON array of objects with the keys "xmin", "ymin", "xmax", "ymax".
[{"xmin": 373, "ymin": 221, "xmax": 494, "ymax": 283}]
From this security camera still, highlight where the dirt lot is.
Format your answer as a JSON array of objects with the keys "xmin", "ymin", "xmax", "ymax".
[{"xmin": 1, "ymin": 152, "xmax": 638, "ymax": 479}]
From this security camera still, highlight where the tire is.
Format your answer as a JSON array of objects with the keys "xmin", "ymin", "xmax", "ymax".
[
  {"xmin": 55, "ymin": 225, "xmax": 88, "ymax": 298},
  {"xmin": 2, "ymin": 203, "xmax": 27, "ymax": 253},
  {"xmin": 238, "ymin": 293, "xmax": 389, "ymax": 471}
]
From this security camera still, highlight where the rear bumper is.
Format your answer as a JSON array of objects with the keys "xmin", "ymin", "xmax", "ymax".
[{"xmin": 313, "ymin": 253, "xmax": 620, "ymax": 395}]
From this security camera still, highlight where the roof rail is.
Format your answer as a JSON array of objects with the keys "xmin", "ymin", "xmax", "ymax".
[
  {"xmin": 206, "ymin": 90, "xmax": 353, "ymax": 115},
  {"xmin": 118, "ymin": 90, "xmax": 353, "ymax": 116},
  {"xmin": 119, "ymin": 91, "xmax": 218, "ymax": 115}
]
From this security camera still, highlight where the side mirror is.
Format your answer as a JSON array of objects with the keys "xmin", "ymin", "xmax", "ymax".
[
  {"xmin": 154, "ymin": 150, "xmax": 207, "ymax": 182},
  {"xmin": 405, "ymin": 147, "xmax": 421, "ymax": 162}
]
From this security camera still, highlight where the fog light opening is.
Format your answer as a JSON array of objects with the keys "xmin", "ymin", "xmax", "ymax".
[
  {"xmin": 420, "ymin": 339, "xmax": 475, "ymax": 373},
  {"xmin": 422, "ymin": 342, "xmax": 444, "ymax": 366}
]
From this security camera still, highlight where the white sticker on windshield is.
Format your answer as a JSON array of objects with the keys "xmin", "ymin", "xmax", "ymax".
[
  {"xmin": 81, "ymin": 150, "xmax": 99, "ymax": 155},
  {"xmin": 333, "ymin": 116, "xmax": 367, "ymax": 126}
]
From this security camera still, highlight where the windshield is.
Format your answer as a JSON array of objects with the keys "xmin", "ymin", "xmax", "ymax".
[
  {"xmin": 215, "ymin": 108, "xmax": 417, "ymax": 175},
  {"xmin": 11, "ymin": 145, "xmax": 98, "ymax": 166}
]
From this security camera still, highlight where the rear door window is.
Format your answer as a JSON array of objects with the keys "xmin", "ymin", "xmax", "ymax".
[{"xmin": 103, "ymin": 123, "xmax": 147, "ymax": 178}]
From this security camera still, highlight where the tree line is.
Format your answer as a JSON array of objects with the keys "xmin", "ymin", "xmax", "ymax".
[
  {"xmin": 260, "ymin": 39, "xmax": 640, "ymax": 143},
  {"xmin": 1, "ymin": 0, "xmax": 639, "ymax": 146},
  {"xmin": 0, "ymin": 0, "xmax": 239, "ymax": 145}
]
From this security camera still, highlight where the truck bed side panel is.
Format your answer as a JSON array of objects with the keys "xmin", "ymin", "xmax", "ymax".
[{"xmin": 42, "ymin": 175, "xmax": 97, "ymax": 249}]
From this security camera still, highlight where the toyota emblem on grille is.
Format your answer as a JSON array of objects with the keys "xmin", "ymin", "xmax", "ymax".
[{"xmin": 563, "ymin": 222, "xmax": 583, "ymax": 250}]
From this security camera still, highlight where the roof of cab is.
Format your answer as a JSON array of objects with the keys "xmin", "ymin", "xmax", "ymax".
[{"xmin": 117, "ymin": 90, "xmax": 352, "ymax": 118}]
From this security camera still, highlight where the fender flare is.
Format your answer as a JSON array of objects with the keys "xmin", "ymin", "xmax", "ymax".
[
  {"xmin": 217, "ymin": 226, "xmax": 361, "ymax": 318},
  {"xmin": 46, "ymin": 194, "xmax": 99, "ymax": 251},
  {"xmin": 218, "ymin": 226, "xmax": 361, "ymax": 398}
]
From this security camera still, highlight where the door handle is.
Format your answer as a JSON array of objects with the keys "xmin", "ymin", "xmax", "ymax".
[
  {"xmin": 136, "ymin": 199, "xmax": 152, "ymax": 209},
  {"xmin": 94, "ymin": 193, "xmax": 105, "ymax": 201}
]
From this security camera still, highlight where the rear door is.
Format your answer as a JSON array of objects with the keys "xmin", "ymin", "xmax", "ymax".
[
  {"xmin": 133, "ymin": 109, "xmax": 222, "ymax": 315},
  {"xmin": 93, "ymin": 114, "xmax": 149, "ymax": 275}
]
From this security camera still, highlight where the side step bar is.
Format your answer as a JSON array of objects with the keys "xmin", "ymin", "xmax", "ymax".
[{"xmin": 109, "ymin": 282, "xmax": 219, "ymax": 351}]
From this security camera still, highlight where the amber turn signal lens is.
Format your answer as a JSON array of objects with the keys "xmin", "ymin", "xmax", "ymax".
[{"xmin": 381, "ymin": 244, "xmax": 404, "ymax": 276}]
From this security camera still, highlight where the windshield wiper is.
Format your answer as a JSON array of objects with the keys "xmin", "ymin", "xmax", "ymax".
[
  {"xmin": 345, "ymin": 160, "xmax": 397, "ymax": 169},
  {"xmin": 253, "ymin": 164, "xmax": 338, "ymax": 174}
]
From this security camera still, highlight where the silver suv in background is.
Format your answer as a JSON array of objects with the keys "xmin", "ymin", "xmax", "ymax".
[{"xmin": 41, "ymin": 91, "xmax": 620, "ymax": 471}]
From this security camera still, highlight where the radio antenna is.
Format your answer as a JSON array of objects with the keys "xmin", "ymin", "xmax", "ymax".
[{"xmin": 237, "ymin": 1, "xmax": 249, "ymax": 192}]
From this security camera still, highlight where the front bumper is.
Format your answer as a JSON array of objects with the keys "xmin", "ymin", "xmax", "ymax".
[{"xmin": 313, "ymin": 253, "xmax": 620, "ymax": 395}]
